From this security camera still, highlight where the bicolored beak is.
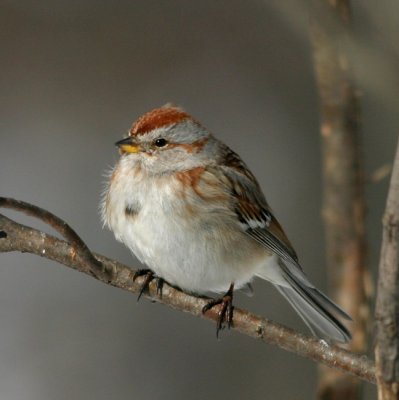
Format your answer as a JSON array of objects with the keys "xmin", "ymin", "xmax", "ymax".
[{"xmin": 115, "ymin": 137, "xmax": 141, "ymax": 153}]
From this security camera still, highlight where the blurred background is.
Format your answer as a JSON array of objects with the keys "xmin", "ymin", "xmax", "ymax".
[{"xmin": 1, "ymin": 1, "xmax": 398, "ymax": 399}]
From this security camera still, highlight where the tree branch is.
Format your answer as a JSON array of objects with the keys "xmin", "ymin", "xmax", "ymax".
[
  {"xmin": 0, "ymin": 197, "xmax": 110, "ymax": 279},
  {"xmin": 375, "ymin": 138, "xmax": 399, "ymax": 399},
  {"xmin": 0, "ymin": 197, "xmax": 375, "ymax": 384},
  {"xmin": 310, "ymin": 1, "xmax": 370, "ymax": 398}
]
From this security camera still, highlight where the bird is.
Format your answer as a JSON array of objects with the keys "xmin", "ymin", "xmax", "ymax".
[{"xmin": 101, "ymin": 105, "xmax": 351, "ymax": 342}]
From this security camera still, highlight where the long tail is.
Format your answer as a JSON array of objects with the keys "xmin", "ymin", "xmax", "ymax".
[{"xmin": 258, "ymin": 259, "xmax": 352, "ymax": 342}]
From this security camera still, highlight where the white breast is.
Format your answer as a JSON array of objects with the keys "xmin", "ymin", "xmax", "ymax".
[{"xmin": 102, "ymin": 159, "xmax": 268, "ymax": 294}]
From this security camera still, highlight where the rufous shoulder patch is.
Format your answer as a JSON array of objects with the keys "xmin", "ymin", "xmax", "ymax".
[{"xmin": 130, "ymin": 107, "xmax": 192, "ymax": 136}]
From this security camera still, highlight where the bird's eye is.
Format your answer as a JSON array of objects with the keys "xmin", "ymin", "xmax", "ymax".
[{"xmin": 154, "ymin": 138, "xmax": 167, "ymax": 147}]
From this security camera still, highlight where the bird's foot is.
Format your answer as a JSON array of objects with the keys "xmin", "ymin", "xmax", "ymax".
[
  {"xmin": 202, "ymin": 283, "xmax": 234, "ymax": 338},
  {"xmin": 132, "ymin": 269, "xmax": 164, "ymax": 300}
]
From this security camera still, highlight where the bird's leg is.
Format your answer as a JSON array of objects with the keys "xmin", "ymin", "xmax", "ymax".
[
  {"xmin": 156, "ymin": 277, "xmax": 165, "ymax": 297},
  {"xmin": 132, "ymin": 269, "xmax": 165, "ymax": 300},
  {"xmin": 202, "ymin": 283, "xmax": 234, "ymax": 337}
]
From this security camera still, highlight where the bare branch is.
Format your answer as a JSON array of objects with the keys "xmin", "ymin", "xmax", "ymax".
[
  {"xmin": 0, "ymin": 197, "xmax": 375, "ymax": 384},
  {"xmin": 310, "ymin": 0, "xmax": 371, "ymax": 397},
  {"xmin": 0, "ymin": 197, "xmax": 110, "ymax": 280},
  {"xmin": 375, "ymin": 139, "xmax": 399, "ymax": 399}
]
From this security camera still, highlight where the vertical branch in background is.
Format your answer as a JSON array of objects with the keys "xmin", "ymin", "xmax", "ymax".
[
  {"xmin": 310, "ymin": 1, "xmax": 370, "ymax": 399},
  {"xmin": 375, "ymin": 140, "xmax": 399, "ymax": 400}
]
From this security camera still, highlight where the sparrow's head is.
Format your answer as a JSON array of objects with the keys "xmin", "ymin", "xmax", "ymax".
[{"xmin": 115, "ymin": 106, "xmax": 215, "ymax": 174}]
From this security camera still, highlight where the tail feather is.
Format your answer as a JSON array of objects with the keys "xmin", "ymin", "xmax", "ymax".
[
  {"xmin": 279, "ymin": 261, "xmax": 351, "ymax": 342},
  {"xmin": 257, "ymin": 258, "xmax": 351, "ymax": 342},
  {"xmin": 275, "ymin": 285, "xmax": 351, "ymax": 342}
]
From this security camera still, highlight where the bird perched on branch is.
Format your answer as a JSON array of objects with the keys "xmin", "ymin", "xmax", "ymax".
[{"xmin": 101, "ymin": 105, "xmax": 351, "ymax": 342}]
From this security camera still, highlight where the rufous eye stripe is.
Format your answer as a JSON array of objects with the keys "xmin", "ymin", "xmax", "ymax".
[
  {"xmin": 166, "ymin": 137, "xmax": 209, "ymax": 154},
  {"xmin": 130, "ymin": 107, "xmax": 192, "ymax": 136}
]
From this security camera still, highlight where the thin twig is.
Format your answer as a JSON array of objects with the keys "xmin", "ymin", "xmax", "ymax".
[
  {"xmin": 375, "ymin": 139, "xmax": 399, "ymax": 399},
  {"xmin": 0, "ymin": 198, "xmax": 375, "ymax": 384}
]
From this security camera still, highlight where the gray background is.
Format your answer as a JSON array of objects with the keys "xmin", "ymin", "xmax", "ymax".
[{"xmin": 1, "ymin": 1, "xmax": 398, "ymax": 399}]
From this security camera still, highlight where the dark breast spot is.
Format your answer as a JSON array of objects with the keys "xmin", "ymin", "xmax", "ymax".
[{"xmin": 125, "ymin": 202, "xmax": 140, "ymax": 218}]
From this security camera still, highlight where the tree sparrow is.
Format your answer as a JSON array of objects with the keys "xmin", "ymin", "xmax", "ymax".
[{"xmin": 101, "ymin": 106, "xmax": 351, "ymax": 342}]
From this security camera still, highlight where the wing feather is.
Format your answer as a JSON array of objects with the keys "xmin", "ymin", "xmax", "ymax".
[{"xmin": 217, "ymin": 144, "xmax": 298, "ymax": 264}]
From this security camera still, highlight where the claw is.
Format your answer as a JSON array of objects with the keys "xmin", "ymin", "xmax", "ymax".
[
  {"xmin": 132, "ymin": 269, "xmax": 154, "ymax": 301},
  {"xmin": 202, "ymin": 283, "xmax": 235, "ymax": 338}
]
